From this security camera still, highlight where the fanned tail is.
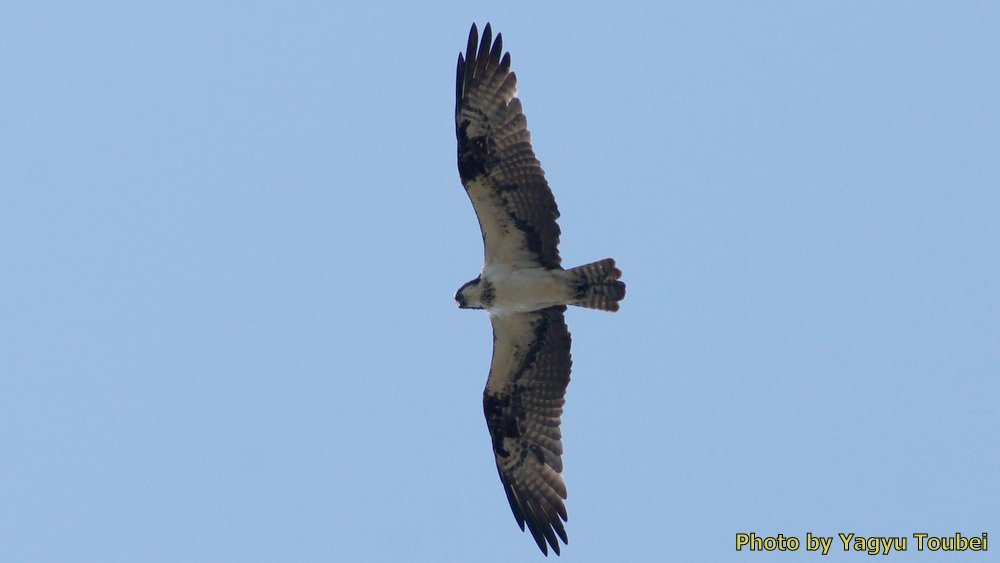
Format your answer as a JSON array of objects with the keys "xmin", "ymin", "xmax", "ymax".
[{"xmin": 568, "ymin": 258, "xmax": 626, "ymax": 312}]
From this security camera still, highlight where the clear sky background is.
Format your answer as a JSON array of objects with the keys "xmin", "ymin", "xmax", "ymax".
[{"xmin": 2, "ymin": 2, "xmax": 998, "ymax": 562}]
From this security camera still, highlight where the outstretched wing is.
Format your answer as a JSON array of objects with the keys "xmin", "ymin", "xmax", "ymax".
[
  {"xmin": 484, "ymin": 306, "xmax": 572, "ymax": 555},
  {"xmin": 456, "ymin": 23, "xmax": 562, "ymax": 269}
]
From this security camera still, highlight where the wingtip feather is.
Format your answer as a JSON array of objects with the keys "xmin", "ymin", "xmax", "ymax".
[{"xmin": 465, "ymin": 23, "xmax": 479, "ymax": 69}]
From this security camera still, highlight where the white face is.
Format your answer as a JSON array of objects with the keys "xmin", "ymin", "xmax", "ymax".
[{"xmin": 455, "ymin": 277, "xmax": 484, "ymax": 309}]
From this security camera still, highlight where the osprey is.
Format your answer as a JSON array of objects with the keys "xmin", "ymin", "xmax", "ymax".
[{"xmin": 454, "ymin": 23, "xmax": 626, "ymax": 556}]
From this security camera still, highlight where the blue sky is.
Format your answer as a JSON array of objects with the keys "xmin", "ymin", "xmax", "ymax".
[{"xmin": 2, "ymin": 2, "xmax": 998, "ymax": 561}]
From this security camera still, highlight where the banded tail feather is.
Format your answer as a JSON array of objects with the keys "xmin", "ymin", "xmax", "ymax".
[{"xmin": 569, "ymin": 258, "xmax": 626, "ymax": 312}]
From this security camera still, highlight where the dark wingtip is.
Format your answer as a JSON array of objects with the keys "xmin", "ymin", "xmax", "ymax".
[
  {"xmin": 455, "ymin": 54, "xmax": 464, "ymax": 106},
  {"xmin": 465, "ymin": 23, "xmax": 479, "ymax": 66},
  {"xmin": 479, "ymin": 22, "xmax": 492, "ymax": 57},
  {"xmin": 475, "ymin": 23, "xmax": 492, "ymax": 78},
  {"xmin": 528, "ymin": 525, "xmax": 549, "ymax": 556}
]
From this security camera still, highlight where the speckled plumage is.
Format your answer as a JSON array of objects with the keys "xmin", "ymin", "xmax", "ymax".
[{"xmin": 454, "ymin": 23, "xmax": 626, "ymax": 556}]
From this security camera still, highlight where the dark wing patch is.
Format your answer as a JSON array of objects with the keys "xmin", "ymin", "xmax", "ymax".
[
  {"xmin": 456, "ymin": 23, "xmax": 562, "ymax": 269},
  {"xmin": 484, "ymin": 306, "xmax": 572, "ymax": 555}
]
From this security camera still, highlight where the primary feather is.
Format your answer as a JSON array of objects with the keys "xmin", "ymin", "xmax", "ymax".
[{"xmin": 453, "ymin": 23, "xmax": 626, "ymax": 556}]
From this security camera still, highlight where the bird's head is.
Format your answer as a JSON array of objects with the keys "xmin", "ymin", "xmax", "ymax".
[{"xmin": 455, "ymin": 276, "xmax": 491, "ymax": 310}]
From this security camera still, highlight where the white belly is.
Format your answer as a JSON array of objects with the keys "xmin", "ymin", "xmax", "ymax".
[{"xmin": 482, "ymin": 265, "xmax": 571, "ymax": 315}]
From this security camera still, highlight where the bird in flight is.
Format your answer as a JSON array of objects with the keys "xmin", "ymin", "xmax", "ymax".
[{"xmin": 454, "ymin": 22, "xmax": 626, "ymax": 556}]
